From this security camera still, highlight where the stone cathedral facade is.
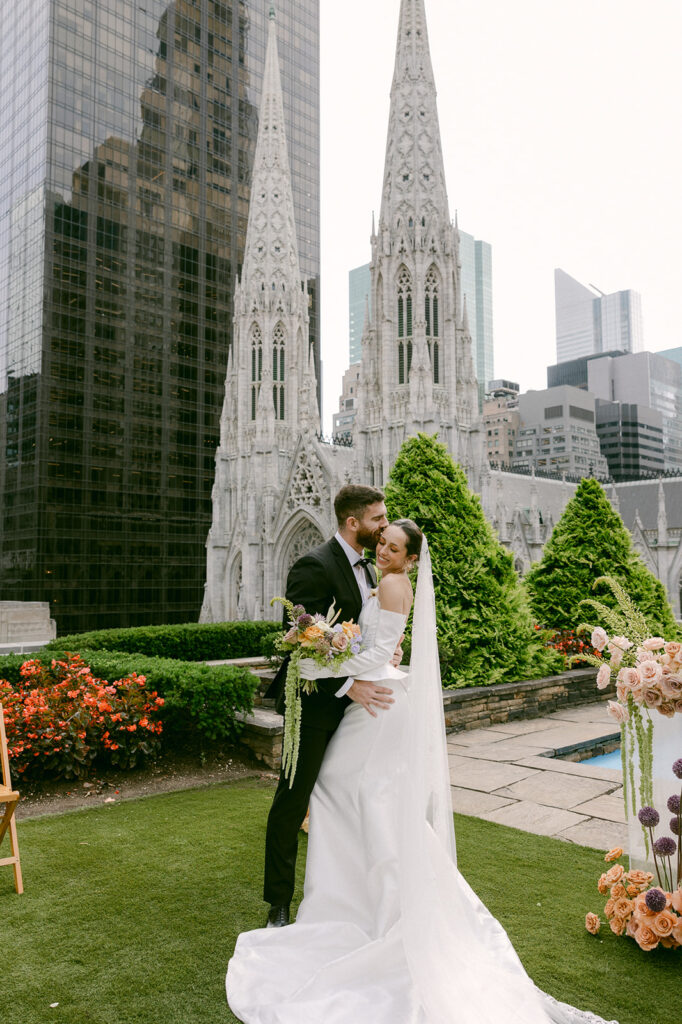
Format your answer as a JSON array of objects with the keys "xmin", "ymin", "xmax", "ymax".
[{"xmin": 201, "ymin": 2, "xmax": 682, "ymax": 622}]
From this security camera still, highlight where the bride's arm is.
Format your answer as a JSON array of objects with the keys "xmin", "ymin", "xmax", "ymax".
[{"xmin": 299, "ymin": 575, "xmax": 411, "ymax": 680}]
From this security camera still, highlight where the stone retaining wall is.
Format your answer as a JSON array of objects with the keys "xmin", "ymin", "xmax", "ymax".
[
  {"xmin": 238, "ymin": 667, "xmax": 612, "ymax": 768},
  {"xmin": 442, "ymin": 667, "xmax": 611, "ymax": 733}
]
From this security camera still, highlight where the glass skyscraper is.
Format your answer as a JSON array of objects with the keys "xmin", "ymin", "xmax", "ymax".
[
  {"xmin": 458, "ymin": 230, "xmax": 493, "ymax": 410},
  {"xmin": 554, "ymin": 269, "xmax": 643, "ymax": 365},
  {"xmin": 348, "ymin": 262, "xmax": 370, "ymax": 366},
  {"xmin": 0, "ymin": 0, "xmax": 320, "ymax": 633}
]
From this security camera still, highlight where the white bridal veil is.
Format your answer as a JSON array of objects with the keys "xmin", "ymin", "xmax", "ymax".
[{"xmin": 399, "ymin": 537, "xmax": 618, "ymax": 1024}]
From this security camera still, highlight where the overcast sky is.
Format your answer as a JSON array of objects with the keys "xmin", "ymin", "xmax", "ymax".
[{"xmin": 318, "ymin": 0, "xmax": 682, "ymax": 431}]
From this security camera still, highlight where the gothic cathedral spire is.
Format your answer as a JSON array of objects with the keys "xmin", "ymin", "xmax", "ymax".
[
  {"xmin": 200, "ymin": 10, "xmax": 332, "ymax": 623},
  {"xmin": 354, "ymin": 0, "xmax": 481, "ymax": 486}
]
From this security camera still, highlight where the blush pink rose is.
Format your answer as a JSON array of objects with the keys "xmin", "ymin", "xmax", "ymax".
[
  {"xmin": 606, "ymin": 700, "xmax": 629, "ymax": 724},
  {"xmin": 657, "ymin": 701, "xmax": 676, "ymax": 718},
  {"xmin": 642, "ymin": 637, "xmax": 666, "ymax": 651},
  {"xmin": 664, "ymin": 641, "xmax": 682, "ymax": 660},
  {"xmin": 639, "ymin": 660, "xmax": 662, "ymax": 683},
  {"xmin": 591, "ymin": 627, "xmax": 608, "ymax": 652},
  {"xmin": 596, "ymin": 664, "xmax": 611, "ymax": 690},
  {"xmin": 331, "ymin": 631, "xmax": 349, "ymax": 652},
  {"xmin": 641, "ymin": 684, "xmax": 663, "ymax": 709},
  {"xmin": 636, "ymin": 649, "xmax": 656, "ymax": 663}
]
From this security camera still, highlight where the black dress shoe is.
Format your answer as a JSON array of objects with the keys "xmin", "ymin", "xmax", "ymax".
[{"xmin": 266, "ymin": 904, "xmax": 290, "ymax": 928}]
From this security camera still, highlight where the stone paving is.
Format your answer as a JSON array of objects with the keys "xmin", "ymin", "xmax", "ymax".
[{"xmin": 448, "ymin": 702, "xmax": 627, "ymax": 851}]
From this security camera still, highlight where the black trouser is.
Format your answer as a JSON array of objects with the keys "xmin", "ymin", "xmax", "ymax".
[{"xmin": 263, "ymin": 723, "xmax": 336, "ymax": 906}]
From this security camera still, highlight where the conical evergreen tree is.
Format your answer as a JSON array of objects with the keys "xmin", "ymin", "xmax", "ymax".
[
  {"xmin": 384, "ymin": 433, "xmax": 560, "ymax": 687},
  {"xmin": 525, "ymin": 477, "xmax": 678, "ymax": 636}
]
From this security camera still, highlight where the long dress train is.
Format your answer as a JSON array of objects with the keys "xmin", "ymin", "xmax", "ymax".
[{"xmin": 227, "ymin": 556, "xmax": 618, "ymax": 1024}]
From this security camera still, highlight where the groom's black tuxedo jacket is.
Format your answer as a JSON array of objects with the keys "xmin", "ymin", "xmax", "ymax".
[{"xmin": 267, "ymin": 537, "xmax": 376, "ymax": 731}]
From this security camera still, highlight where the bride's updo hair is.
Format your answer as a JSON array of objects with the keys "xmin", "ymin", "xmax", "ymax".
[{"xmin": 391, "ymin": 518, "xmax": 423, "ymax": 560}]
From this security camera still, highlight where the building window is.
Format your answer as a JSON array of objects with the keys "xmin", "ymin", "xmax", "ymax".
[
  {"xmin": 397, "ymin": 266, "xmax": 412, "ymax": 383},
  {"xmin": 272, "ymin": 322, "xmax": 285, "ymax": 420},
  {"xmin": 250, "ymin": 323, "xmax": 262, "ymax": 419}
]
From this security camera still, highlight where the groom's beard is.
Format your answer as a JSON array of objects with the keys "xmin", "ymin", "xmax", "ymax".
[{"xmin": 356, "ymin": 526, "xmax": 382, "ymax": 551}]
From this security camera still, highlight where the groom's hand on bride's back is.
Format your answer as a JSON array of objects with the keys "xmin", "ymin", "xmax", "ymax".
[{"xmin": 348, "ymin": 680, "xmax": 394, "ymax": 717}]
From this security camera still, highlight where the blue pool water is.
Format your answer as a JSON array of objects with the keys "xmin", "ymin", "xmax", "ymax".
[{"xmin": 584, "ymin": 748, "xmax": 621, "ymax": 769}]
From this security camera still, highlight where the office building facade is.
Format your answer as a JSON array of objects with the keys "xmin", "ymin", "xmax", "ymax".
[
  {"xmin": 554, "ymin": 269, "xmax": 643, "ymax": 365},
  {"xmin": 587, "ymin": 351, "xmax": 682, "ymax": 472},
  {"xmin": 512, "ymin": 386, "xmax": 608, "ymax": 478},
  {"xmin": 595, "ymin": 401, "xmax": 664, "ymax": 480},
  {"xmin": 483, "ymin": 380, "xmax": 519, "ymax": 466},
  {"xmin": 348, "ymin": 263, "xmax": 370, "ymax": 366},
  {"xmin": 459, "ymin": 230, "xmax": 493, "ymax": 409},
  {"xmin": 0, "ymin": 0, "xmax": 320, "ymax": 633}
]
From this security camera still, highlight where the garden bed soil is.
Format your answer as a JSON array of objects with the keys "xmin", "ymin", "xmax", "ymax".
[{"xmin": 13, "ymin": 745, "xmax": 272, "ymax": 821}]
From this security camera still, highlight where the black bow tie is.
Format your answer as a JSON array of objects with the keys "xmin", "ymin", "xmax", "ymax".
[{"xmin": 356, "ymin": 556, "xmax": 373, "ymax": 567}]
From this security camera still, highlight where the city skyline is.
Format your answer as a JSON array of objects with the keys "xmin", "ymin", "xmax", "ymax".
[{"xmin": 319, "ymin": 0, "xmax": 682, "ymax": 431}]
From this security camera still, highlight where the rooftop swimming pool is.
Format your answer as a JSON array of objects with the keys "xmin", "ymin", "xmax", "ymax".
[{"xmin": 580, "ymin": 748, "xmax": 621, "ymax": 770}]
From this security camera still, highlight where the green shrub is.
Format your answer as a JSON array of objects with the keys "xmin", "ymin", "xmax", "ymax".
[
  {"xmin": 524, "ymin": 478, "xmax": 679, "ymax": 637},
  {"xmin": 384, "ymin": 433, "xmax": 562, "ymax": 687},
  {"xmin": 4, "ymin": 649, "xmax": 258, "ymax": 748},
  {"xmin": 46, "ymin": 620, "xmax": 280, "ymax": 661}
]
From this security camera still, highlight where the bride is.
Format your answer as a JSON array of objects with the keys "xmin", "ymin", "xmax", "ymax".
[{"xmin": 227, "ymin": 520, "xmax": 617, "ymax": 1024}]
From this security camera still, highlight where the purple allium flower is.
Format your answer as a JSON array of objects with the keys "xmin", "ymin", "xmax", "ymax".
[
  {"xmin": 673, "ymin": 758, "xmax": 682, "ymax": 780},
  {"xmin": 296, "ymin": 614, "xmax": 313, "ymax": 629},
  {"xmin": 652, "ymin": 836, "xmax": 677, "ymax": 857},
  {"xmin": 292, "ymin": 605, "xmax": 305, "ymax": 617},
  {"xmin": 670, "ymin": 817, "xmax": 680, "ymax": 836},
  {"xmin": 638, "ymin": 806, "xmax": 660, "ymax": 828},
  {"xmin": 645, "ymin": 887, "xmax": 668, "ymax": 912},
  {"xmin": 667, "ymin": 793, "xmax": 681, "ymax": 814}
]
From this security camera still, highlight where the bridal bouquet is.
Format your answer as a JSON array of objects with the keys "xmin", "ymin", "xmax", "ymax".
[
  {"xmin": 585, "ymin": 757, "xmax": 682, "ymax": 951},
  {"xmin": 270, "ymin": 597, "xmax": 362, "ymax": 787}
]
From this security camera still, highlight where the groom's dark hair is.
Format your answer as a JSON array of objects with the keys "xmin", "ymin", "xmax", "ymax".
[{"xmin": 334, "ymin": 485, "xmax": 385, "ymax": 526}]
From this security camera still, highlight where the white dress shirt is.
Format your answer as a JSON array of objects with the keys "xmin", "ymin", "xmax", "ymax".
[{"xmin": 333, "ymin": 531, "xmax": 372, "ymax": 698}]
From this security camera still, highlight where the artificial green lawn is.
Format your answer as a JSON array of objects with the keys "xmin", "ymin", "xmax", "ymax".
[{"xmin": 3, "ymin": 780, "xmax": 678, "ymax": 1024}]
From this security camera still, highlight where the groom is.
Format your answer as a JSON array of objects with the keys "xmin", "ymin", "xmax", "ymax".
[{"xmin": 263, "ymin": 484, "xmax": 399, "ymax": 927}]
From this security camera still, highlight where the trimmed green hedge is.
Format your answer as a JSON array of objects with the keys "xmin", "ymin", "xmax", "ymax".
[
  {"xmin": 0, "ymin": 650, "xmax": 258, "ymax": 746},
  {"xmin": 45, "ymin": 620, "xmax": 280, "ymax": 662}
]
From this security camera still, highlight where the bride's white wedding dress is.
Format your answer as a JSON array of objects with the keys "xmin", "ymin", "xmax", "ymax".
[{"xmin": 227, "ymin": 545, "xmax": 617, "ymax": 1024}]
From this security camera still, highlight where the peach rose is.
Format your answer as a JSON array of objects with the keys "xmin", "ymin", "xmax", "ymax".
[
  {"xmin": 673, "ymin": 919, "xmax": 682, "ymax": 945},
  {"xmin": 604, "ymin": 896, "xmax": 616, "ymax": 919},
  {"xmin": 626, "ymin": 916, "xmax": 639, "ymax": 939},
  {"xmin": 302, "ymin": 623, "xmax": 325, "ymax": 642},
  {"xmin": 341, "ymin": 621, "xmax": 360, "ymax": 638},
  {"xmin": 642, "ymin": 637, "xmax": 666, "ymax": 651},
  {"xmin": 605, "ymin": 863, "xmax": 624, "ymax": 885},
  {"xmin": 604, "ymin": 846, "xmax": 623, "ymax": 863},
  {"xmin": 651, "ymin": 909, "xmax": 677, "ymax": 938},
  {"xmin": 664, "ymin": 641, "xmax": 682, "ymax": 659},
  {"xmin": 627, "ymin": 869, "xmax": 654, "ymax": 888},
  {"xmin": 670, "ymin": 889, "xmax": 682, "ymax": 914},
  {"xmin": 585, "ymin": 912, "xmax": 601, "ymax": 935},
  {"xmin": 597, "ymin": 873, "xmax": 610, "ymax": 895},
  {"xmin": 596, "ymin": 664, "xmax": 611, "ymax": 690},
  {"xmin": 633, "ymin": 893, "xmax": 656, "ymax": 917},
  {"xmin": 612, "ymin": 896, "xmax": 633, "ymax": 919},
  {"xmin": 659, "ymin": 935, "xmax": 680, "ymax": 948},
  {"xmin": 634, "ymin": 923, "xmax": 659, "ymax": 951},
  {"xmin": 609, "ymin": 916, "xmax": 626, "ymax": 936},
  {"xmin": 606, "ymin": 700, "xmax": 629, "ymax": 724},
  {"xmin": 611, "ymin": 882, "xmax": 627, "ymax": 899}
]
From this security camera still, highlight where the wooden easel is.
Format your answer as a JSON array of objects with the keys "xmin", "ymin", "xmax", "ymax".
[{"xmin": 0, "ymin": 702, "xmax": 23, "ymax": 894}]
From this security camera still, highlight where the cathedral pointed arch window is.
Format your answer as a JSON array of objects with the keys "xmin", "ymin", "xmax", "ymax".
[
  {"xmin": 397, "ymin": 266, "xmax": 413, "ymax": 384},
  {"xmin": 272, "ymin": 322, "xmax": 285, "ymax": 420},
  {"xmin": 250, "ymin": 324, "xmax": 262, "ymax": 419},
  {"xmin": 425, "ymin": 268, "xmax": 440, "ymax": 383}
]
